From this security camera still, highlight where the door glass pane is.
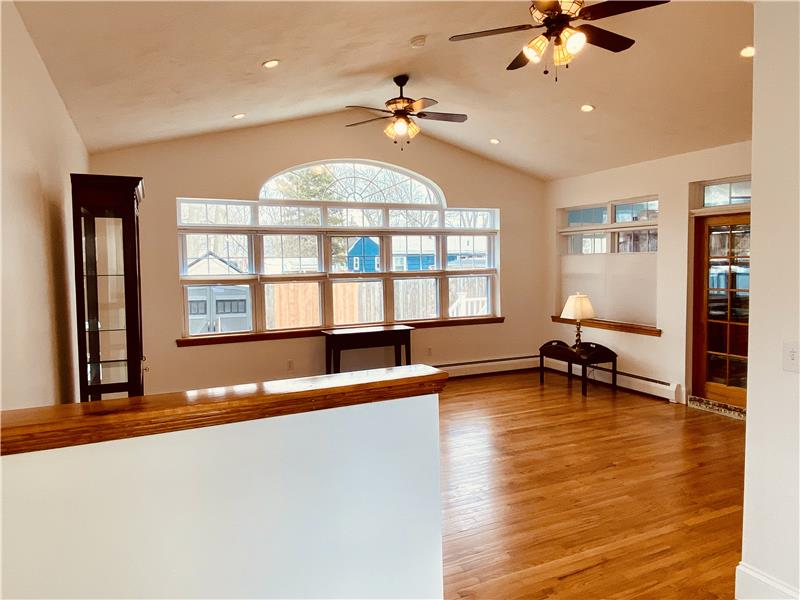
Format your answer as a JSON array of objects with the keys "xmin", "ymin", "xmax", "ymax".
[
  {"xmin": 85, "ymin": 275, "xmax": 126, "ymax": 331},
  {"xmin": 86, "ymin": 330, "xmax": 127, "ymax": 362},
  {"xmin": 707, "ymin": 290, "xmax": 728, "ymax": 321},
  {"xmin": 731, "ymin": 292, "xmax": 749, "ymax": 322},
  {"xmin": 729, "ymin": 357, "xmax": 748, "ymax": 388},
  {"xmin": 730, "ymin": 324, "xmax": 748, "ymax": 357},
  {"xmin": 708, "ymin": 259, "xmax": 729, "ymax": 289},
  {"xmin": 94, "ymin": 218, "xmax": 124, "ymax": 275},
  {"xmin": 732, "ymin": 225, "xmax": 750, "ymax": 256},
  {"xmin": 707, "ymin": 354, "xmax": 727, "ymax": 384},
  {"xmin": 87, "ymin": 360, "xmax": 128, "ymax": 385},
  {"xmin": 707, "ymin": 322, "xmax": 727, "ymax": 353},
  {"xmin": 732, "ymin": 259, "xmax": 750, "ymax": 290},
  {"xmin": 708, "ymin": 226, "xmax": 730, "ymax": 257}
]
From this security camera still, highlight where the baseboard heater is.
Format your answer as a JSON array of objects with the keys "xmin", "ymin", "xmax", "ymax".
[
  {"xmin": 434, "ymin": 355, "xmax": 538, "ymax": 377},
  {"xmin": 436, "ymin": 355, "xmax": 680, "ymax": 403}
]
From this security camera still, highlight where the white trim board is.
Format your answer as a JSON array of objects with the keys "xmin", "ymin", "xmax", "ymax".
[{"xmin": 736, "ymin": 562, "xmax": 800, "ymax": 599}]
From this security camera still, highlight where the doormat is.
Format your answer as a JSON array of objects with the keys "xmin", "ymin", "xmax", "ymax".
[{"xmin": 687, "ymin": 395, "xmax": 746, "ymax": 420}]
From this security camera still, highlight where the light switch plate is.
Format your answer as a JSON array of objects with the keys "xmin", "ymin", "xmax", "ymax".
[{"xmin": 783, "ymin": 340, "xmax": 800, "ymax": 373}]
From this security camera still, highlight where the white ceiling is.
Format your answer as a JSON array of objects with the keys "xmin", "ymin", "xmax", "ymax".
[{"xmin": 17, "ymin": 1, "xmax": 753, "ymax": 179}]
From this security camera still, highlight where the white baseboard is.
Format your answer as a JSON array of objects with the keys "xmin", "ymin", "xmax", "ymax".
[
  {"xmin": 436, "ymin": 357, "xmax": 537, "ymax": 378},
  {"xmin": 543, "ymin": 359, "xmax": 680, "ymax": 402},
  {"xmin": 736, "ymin": 562, "xmax": 799, "ymax": 599}
]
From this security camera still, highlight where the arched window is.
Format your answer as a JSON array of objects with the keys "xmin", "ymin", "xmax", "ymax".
[
  {"xmin": 260, "ymin": 160, "xmax": 446, "ymax": 206},
  {"xmin": 176, "ymin": 160, "xmax": 501, "ymax": 340}
]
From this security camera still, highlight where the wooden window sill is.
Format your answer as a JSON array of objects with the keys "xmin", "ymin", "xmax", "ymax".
[
  {"xmin": 176, "ymin": 316, "xmax": 506, "ymax": 347},
  {"xmin": 550, "ymin": 315, "xmax": 661, "ymax": 337}
]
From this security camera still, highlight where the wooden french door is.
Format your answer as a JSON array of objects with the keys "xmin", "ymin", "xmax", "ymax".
[{"xmin": 692, "ymin": 214, "xmax": 750, "ymax": 407}]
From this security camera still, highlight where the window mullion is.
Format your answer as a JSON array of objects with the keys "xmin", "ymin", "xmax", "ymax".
[
  {"xmin": 251, "ymin": 233, "xmax": 265, "ymax": 332},
  {"xmin": 322, "ymin": 234, "xmax": 334, "ymax": 327},
  {"xmin": 438, "ymin": 234, "xmax": 449, "ymax": 319},
  {"xmin": 382, "ymin": 237, "xmax": 394, "ymax": 323}
]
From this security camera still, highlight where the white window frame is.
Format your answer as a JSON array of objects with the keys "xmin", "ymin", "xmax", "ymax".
[
  {"xmin": 177, "ymin": 197, "xmax": 501, "ymax": 337},
  {"xmin": 558, "ymin": 196, "xmax": 659, "ymax": 255}
]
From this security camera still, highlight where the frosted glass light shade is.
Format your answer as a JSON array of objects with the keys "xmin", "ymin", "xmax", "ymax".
[
  {"xmin": 561, "ymin": 292, "xmax": 596, "ymax": 321},
  {"xmin": 553, "ymin": 28, "xmax": 585, "ymax": 65},
  {"xmin": 384, "ymin": 117, "xmax": 421, "ymax": 140},
  {"xmin": 523, "ymin": 35, "xmax": 550, "ymax": 63},
  {"xmin": 559, "ymin": 0, "xmax": 584, "ymax": 18}
]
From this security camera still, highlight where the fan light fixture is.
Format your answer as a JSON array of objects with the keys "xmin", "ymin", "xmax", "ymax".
[
  {"xmin": 523, "ymin": 34, "xmax": 549, "ymax": 63},
  {"xmin": 559, "ymin": 0, "xmax": 584, "ymax": 18},
  {"xmin": 384, "ymin": 116, "xmax": 420, "ymax": 141}
]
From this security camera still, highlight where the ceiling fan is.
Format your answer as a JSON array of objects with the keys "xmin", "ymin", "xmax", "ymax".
[
  {"xmin": 450, "ymin": 1, "xmax": 670, "ymax": 74},
  {"xmin": 345, "ymin": 74, "xmax": 468, "ymax": 145}
]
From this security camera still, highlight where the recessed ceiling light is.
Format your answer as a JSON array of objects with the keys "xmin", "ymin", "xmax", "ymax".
[
  {"xmin": 232, "ymin": 113, "xmax": 246, "ymax": 120},
  {"xmin": 580, "ymin": 104, "xmax": 595, "ymax": 113},
  {"xmin": 262, "ymin": 59, "xmax": 280, "ymax": 69},
  {"xmin": 740, "ymin": 46, "xmax": 755, "ymax": 58},
  {"xmin": 489, "ymin": 138, "xmax": 501, "ymax": 145}
]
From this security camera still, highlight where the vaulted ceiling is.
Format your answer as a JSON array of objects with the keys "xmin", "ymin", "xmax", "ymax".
[{"xmin": 17, "ymin": 1, "xmax": 753, "ymax": 179}]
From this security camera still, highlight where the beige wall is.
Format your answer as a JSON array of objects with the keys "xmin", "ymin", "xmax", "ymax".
[
  {"xmin": 1, "ymin": 3, "xmax": 88, "ymax": 409},
  {"xmin": 736, "ymin": 2, "xmax": 799, "ymax": 597},
  {"xmin": 91, "ymin": 112, "xmax": 546, "ymax": 394},
  {"xmin": 542, "ymin": 141, "xmax": 752, "ymax": 401}
]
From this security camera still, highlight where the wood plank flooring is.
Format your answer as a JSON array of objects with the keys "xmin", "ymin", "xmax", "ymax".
[{"xmin": 439, "ymin": 371, "xmax": 745, "ymax": 599}]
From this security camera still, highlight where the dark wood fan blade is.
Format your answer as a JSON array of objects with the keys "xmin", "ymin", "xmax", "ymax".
[
  {"xmin": 576, "ymin": 24, "xmax": 635, "ymax": 52},
  {"xmin": 506, "ymin": 50, "xmax": 530, "ymax": 71},
  {"xmin": 449, "ymin": 23, "xmax": 537, "ymax": 42},
  {"xmin": 345, "ymin": 116, "xmax": 392, "ymax": 127},
  {"xmin": 577, "ymin": 1, "xmax": 669, "ymax": 21},
  {"xmin": 409, "ymin": 97, "xmax": 438, "ymax": 112},
  {"xmin": 345, "ymin": 105, "xmax": 393, "ymax": 114},
  {"xmin": 416, "ymin": 111, "xmax": 468, "ymax": 123}
]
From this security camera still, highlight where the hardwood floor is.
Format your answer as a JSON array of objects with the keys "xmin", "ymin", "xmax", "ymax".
[{"xmin": 439, "ymin": 370, "xmax": 745, "ymax": 599}]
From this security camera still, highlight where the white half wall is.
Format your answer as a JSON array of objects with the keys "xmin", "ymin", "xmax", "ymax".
[
  {"xmin": 90, "ymin": 113, "xmax": 546, "ymax": 395},
  {"xmin": 1, "ymin": 3, "xmax": 88, "ymax": 409},
  {"xmin": 2, "ymin": 393, "xmax": 444, "ymax": 599},
  {"xmin": 736, "ymin": 2, "xmax": 800, "ymax": 598},
  {"xmin": 543, "ymin": 141, "xmax": 752, "ymax": 401}
]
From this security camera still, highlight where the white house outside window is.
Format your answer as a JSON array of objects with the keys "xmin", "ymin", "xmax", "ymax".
[{"xmin": 176, "ymin": 160, "xmax": 501, "ymax": 337}]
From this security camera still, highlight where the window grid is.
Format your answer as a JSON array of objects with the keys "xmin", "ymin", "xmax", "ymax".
[
  {"xmin": 177, "ymin": 198, "xmax": 500, "ymax": 336},
  {"xmin": 560, "ymin": 197, "xmax": 659, "ymax": 255}
]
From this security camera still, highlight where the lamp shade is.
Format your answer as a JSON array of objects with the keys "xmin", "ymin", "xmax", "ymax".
[{"xmin": 560, "ymin": 293, "xmax": 596, "ymax": 321}]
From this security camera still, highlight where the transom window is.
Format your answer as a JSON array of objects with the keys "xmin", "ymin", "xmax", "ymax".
[
  {"xmin": 557, "ymin": 197, "xmax": 659, "ymax": 326},
  {"xmin": 177, "ymin": 160, "xmax": 500, "ymax": 337}
]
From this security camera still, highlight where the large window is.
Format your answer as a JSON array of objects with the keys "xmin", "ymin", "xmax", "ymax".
[
  {"xmin": 558, "ymin": 198, "xmax": 659, "ymax": 325},
  {"xmin": 177, "ymin": 160, "xmax": 500, "ymax": 337}
]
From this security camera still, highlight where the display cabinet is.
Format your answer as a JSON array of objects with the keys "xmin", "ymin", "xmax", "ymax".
[{"xmin": 71, "ymin": 174, "xmax": 144, "ymax": 401}]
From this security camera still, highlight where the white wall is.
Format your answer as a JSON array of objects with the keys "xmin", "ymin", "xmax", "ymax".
[
  {"xmin": 735, "ymin": 2, "xmax": 799, "ymax": 598},
  {"xmin": 542, "ymin": 141, "xmax": 752, "ymax": 400},
  {"xmin": 2, "ymin": 393, "xmax": 444, "ymax": 599},
  {"xmin": 1, "ymin": 3, "xmax": 88, "ymax": 409},
  {"xmin": 91, "ymin": 112, "xmax": 546, "ymax": 395}
]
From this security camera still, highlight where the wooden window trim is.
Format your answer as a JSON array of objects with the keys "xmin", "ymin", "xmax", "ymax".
[
  {"xmin": 176, "ymin": 316, "xmax": 506, "ymax": 347},
  {"xmin": 550, "ymin": 315, "xmax": 662, "ymax": 337}
]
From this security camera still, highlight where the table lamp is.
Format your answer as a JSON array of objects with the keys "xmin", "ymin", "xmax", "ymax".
[{"xmin": 560, "ymin": 292, "xmax": 595, "ymax": 347}]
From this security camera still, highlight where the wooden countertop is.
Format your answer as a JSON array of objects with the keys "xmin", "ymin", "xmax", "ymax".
[{"xmin": 1, "ymin": 365, "xmax": 448, "ymax": 456}]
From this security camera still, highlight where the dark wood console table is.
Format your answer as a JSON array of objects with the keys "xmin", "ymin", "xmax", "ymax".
[
  {"xmin": 539, "ymin": 340, "xmax": 617, "ymax": 396},
  {"xmin": 323, "ymin": 325, "xmax": 413, "ymax": 374}
]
